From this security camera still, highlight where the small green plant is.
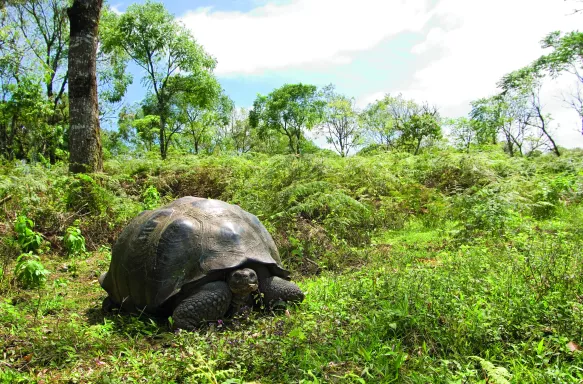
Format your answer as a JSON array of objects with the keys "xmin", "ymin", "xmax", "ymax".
[
  {"xmin": 14, "ymin": 215, "xmax": 43, "ymax": 253},
  {"xmin": 63, "ymin": 220, "xmax": 86, "ymax": 257},
  {"xmin": 142, "ymin": 185, "xmax": 161, "ymax": 210},
  {"xmin": 14, "ymin": 251, "xmax": 50, "ymax": 289},
  {"xmin": 531, "ymin": 174, "xmax": 576, "ymax": 218},
  {"xmin": 472, "ymin": 357, "xmax": 511, "ymax": 384},
  {"xmin": 66, "ymin": 260, "xmax": 79, "ymax": 277}
]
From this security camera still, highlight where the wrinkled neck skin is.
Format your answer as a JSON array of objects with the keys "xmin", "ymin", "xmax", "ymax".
[
  {"xmin": 231, "ymin": 292, "xmax": 251, "ymax": 308},
  {"xmin": 227, "ymin": 267, "xmax": 259, "ymax": 313}
]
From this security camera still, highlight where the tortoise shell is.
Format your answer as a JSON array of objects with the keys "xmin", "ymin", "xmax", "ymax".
[{"xmin": 100, "ymin": 196, "xmax": 289, "ymax": 313}]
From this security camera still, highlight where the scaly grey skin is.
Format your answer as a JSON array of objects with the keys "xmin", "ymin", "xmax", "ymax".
[
  {"xmin": 171, "ymin": 266, "xmax": 304, "ymax": 330},
  {"xmin": 254, "ymin": 265, "xmax": 305, "ymax": 308},
  {"xmin": 102, "ymin": 264, "xmax": 304, "ymax": 330},
  {"xmin": 172, "ymin": 281, "xmax": 232, "ymax": 330},
  {"xmin": 172, "ymin": 268, "xmax": 258, "ymax": 330}
]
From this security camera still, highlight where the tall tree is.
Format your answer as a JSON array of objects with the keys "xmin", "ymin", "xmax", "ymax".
[
  {"xmin": 250, "ymin": 83, "xmax": 323, "ymax": 155},
  {"xmin": 360, "ymin": 98, "xmax": 399, "ymax": 149},
  {"xmin": 101, "ymin": 1, "xmax": 217, "ymax": 159},
  {"xmin": 14, "ymin": 0, "xmax": 69, "ymax": 110},
  {"xmin": 501, "ymin": 68, "xmax": 561, "ymax": 156},
  {"xmin": 67, "ymin": 0, "xmax": 103, "ymax": 173},
  {"xmin": 447, "ymin": 117, "xmax": 477, "ymax": 153},
  {"xmin": 471, "ymin": 95, "xmax": 524, "ymax": 156},
  {"xmin": 360, "ymin": 94, "xmax": 440, "ymax": 154},
  {"xmin": 227, "ymin": 108, "xmax": 254, "ymax": 154},
  {"xmin": 95, "ymin": 7, "xmax": 132, "ymax": 123},
  {"xmin": 173, "ymin": 83, "xmax": 228, "ymax": 155},
  {"xmin": 0, "ymin": 0, "xmax": 69, "ymax": 162},
  {"xmin": 469, "ymin": 98, "xmax": 502, "ymax": 145},
  {"xmin": 400, "ymin": 103, "xmax": 441, "ymax": 155},
  {"xmin": 321, "ymin": 85, "xmax": 362, "ymax": 157},
  {"xmin": 506, "ymin": 31, "xmax": 583, "ymax": 135}
]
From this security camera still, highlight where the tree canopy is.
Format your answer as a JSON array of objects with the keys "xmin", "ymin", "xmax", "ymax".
[
  {"xmin": 250, "ymin": 83, "xmax": 324, "ymax": 155},
  {"xmin": 100, "ymin": 0, "xmax": 219, "ymax": 159}
]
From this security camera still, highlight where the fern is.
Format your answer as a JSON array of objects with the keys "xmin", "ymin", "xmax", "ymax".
[
  {"xmin": 276, "ymin": 181, "xmax": 371, "ymax": 243},
  {"xmin": 471, "ymin": 356, "xmax": 511, "ymax": 384}
]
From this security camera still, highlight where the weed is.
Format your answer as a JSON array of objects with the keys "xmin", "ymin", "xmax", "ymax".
[
  {"xmin": 63, "ymin": 219, "xmax": 86, "ymax": 258},
  {"xmin": 14, "ymin": 252, "xmax": 49, "ymax": 289},
  {"xmin": 141, "ymin": 184, "xmax": 161, "ymax": 210},
  {"xmin": 14, "ymin": 214, "xmax": 44, "ymax": 253}
]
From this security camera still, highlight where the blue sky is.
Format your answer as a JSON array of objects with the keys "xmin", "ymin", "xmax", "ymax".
[{"xmin": 112, "ymin": 0, "xmax": 583, "ymax": 148}]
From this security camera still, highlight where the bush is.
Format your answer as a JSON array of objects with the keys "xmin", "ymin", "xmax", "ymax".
[
  {"xmin": 14, "ymin": 215, "xmax": 44, "ymax": 253},
  {"xmin": 63, "ymin": 220, "xmax": 86, "ymax": 257},
  {"xmin": 530, "ymin": 173, "xmax": 577, "ymax": 219},
  {"xmin": 14, "ymin": 252, "xmax": 49, "ymax": 289},
  {"xmin": 142, "ymin": 185, "xmax": 161, "ymax": 210},
  {"xmin": 452, "ymin": 187, "xmax": 521, "ymax": 241},
  {"xmin": 65, "ymin": 173, "xmax": 110, "ymax": 216}
]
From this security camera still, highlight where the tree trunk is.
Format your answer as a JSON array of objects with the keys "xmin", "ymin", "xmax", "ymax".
[
  {"xmin": 414, "ymin": 137, "xmax": 422, "ymax": 155},
  {"xmin": 159, "ymin": 114, "xmax": 167, "ymax": 159},
  {"xmin": 67, "ymin": 0, "xmax": 103, "ymax": 173}
]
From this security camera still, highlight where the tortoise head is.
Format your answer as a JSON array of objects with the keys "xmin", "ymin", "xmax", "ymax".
[{"xmin": 227, "ymin": 268, "xmax": 259, "ymax": 295}]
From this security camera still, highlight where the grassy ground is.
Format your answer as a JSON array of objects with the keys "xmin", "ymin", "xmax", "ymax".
[
  {"xmin": 2, "ymin": 150, "xmax": 583, "ymax": 382},
  {"xmin": 2, "ymin": 217, "xmax": 583, "ymax": 383}
]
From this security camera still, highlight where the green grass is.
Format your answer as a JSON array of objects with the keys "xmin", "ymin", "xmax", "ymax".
[
  {"xmin": 2, "ymin": 217, "xmax": 583, "ymax": 383},
  {"xmin": 2, "ymin": 150, "xmax": 583, "ymax": 382}
]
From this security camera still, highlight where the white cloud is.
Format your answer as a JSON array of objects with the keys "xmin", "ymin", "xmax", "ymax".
[
  {"xmin": 180, "ymin": 0, "xmax": 432, "ymax": 75},
  {"xmin": 179, "ymin": 0, "xmax": 583, "ymax": 148},
  {"xmin": 109, "ymin": 3, "xmax": 123, "ymax": 15},
  {"xmin": 360, "ymin": 0, "xmax": 583, "ymax": 148}
]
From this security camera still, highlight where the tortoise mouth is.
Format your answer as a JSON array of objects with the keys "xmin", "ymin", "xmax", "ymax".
[{"xmin": 227, "ymin": 268, "xmax": 259, "ymax": 295}]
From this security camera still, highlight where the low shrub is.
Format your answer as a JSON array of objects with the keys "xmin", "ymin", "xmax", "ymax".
[{"xmin": 14, "ymin": 252, "xmax": 49, "ymax": 289}]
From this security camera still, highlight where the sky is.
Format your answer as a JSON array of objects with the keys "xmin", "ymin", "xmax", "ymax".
[{"xmin": 112, "ymin": 0, "xmax": 583, "ymax": 148}]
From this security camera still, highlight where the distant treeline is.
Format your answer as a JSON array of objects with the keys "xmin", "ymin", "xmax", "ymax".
[{"xmin": 1, "ymin": 0, "xmax": 582, "ymax": 164}]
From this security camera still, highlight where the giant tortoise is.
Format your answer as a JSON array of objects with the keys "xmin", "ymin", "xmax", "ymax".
[{"xmin": 99, "ymin": 196, "xmax": 304, "ymax": 330}]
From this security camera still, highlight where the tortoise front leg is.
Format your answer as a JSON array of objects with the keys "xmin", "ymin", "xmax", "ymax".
[
  {"xmin": 172, "ymin": 281, "xmax": 232, "ymax": 330},
  {"xmin": 255, "ymin": 266, "xmax": 304, "ymax": 308}
]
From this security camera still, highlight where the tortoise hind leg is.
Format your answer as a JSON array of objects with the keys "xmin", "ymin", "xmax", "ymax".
[{"xmin": 172, "ymin": 281, "xmax": 232, "ymax": 330}]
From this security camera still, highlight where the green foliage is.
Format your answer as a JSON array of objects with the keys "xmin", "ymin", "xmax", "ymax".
[
  {"xmin": 97, "ymin": 6, "xmax": 133, "ymax": 113},
  {"xmin": 65, "ymin": 173, "xmax": 109, "ymax": 215},
  {"xmin": 321, "ymin": 85, "xmax": 363, "ymax": 157},
  {"xmin": 1, "ymin": 147, "xmax": 583, "ymax": 381},
  {"xmin": 534, "ymin": 30, "xmax": 583, "ymax": 78},
  {"xmin": 14, "ymin": 251, "xmax": 49, "ymax": 289},
  {"xmin": 453, "ymin": 187, "xmax": 518, "ymax": 240},
  {"xmin": 14, "ymin": 214, "xmax": 43, "ymax": 253},
  {"xmin": 142, "ymin": 185, "xmax": 161, "ymax": 210},
  {"xmin": 63, "ymin": 220, "xmax": 86, "ymax": 258},
  {"xmin": 530, "ymin": 173, "xmax": 576, "ymax": 218},
  {"xmin": 469, "ymin": 96, "xmax": 505, "ymax": 146},
  {"xmin": 471, "ymin": 357, "xmax": 512, "ymax": 384},
  {"xmin": 278, "ymin": 180, "xmax": 371, "ymax": 244},
  {"xmin": 360, "ymin": 94, "xmax": 441, "ymax": 154},
  {"xmin": 251, "ymin": 83, "xmax": 324, "ymax": 155},
  {"xmin": 100, "ymin": 0, "xmax": 218, "ymax": 159},
  {"xmin": 0, "ymin": 0, "xmax": 70, "ymax": 164},
  {"xmin": 132, "ymin": 114, "xmax": 161, "ymax": 152}
]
